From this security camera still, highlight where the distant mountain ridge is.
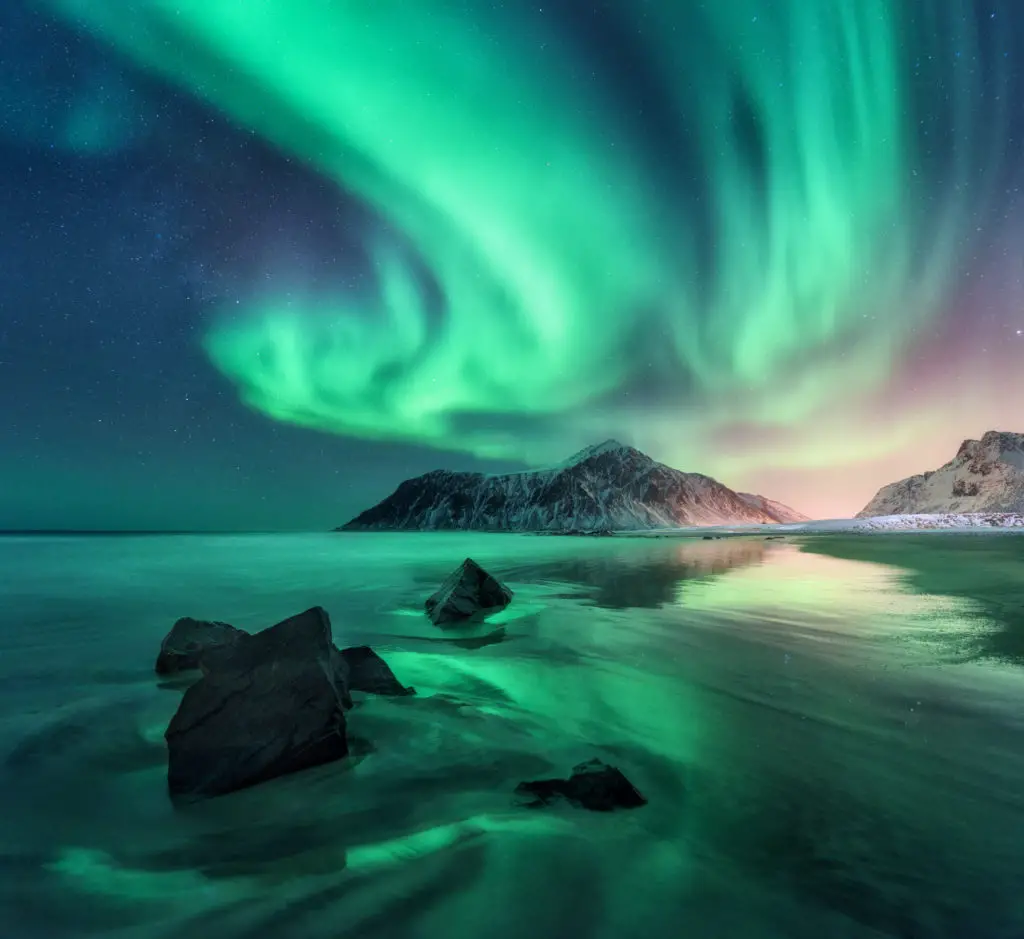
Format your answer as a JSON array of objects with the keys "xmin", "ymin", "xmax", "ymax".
[
  {"xmin": 338, "ymin": 440, "xmax": 809, "ymax": 531},
  {"xmin": 737, "ymin": 492, "xmax": 806, "ymax": 522},
  {"xmin": 858, "ymin": 430, "xmax": 1024, "ymax": 517}
]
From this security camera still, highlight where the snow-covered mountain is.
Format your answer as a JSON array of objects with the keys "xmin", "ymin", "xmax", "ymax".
[
  {"xmin": 338, "ymin": 440, "xmax": 808, "ymax": 531},
  {"xmin": 858, "ymin": 431, "xmax": 1024, "ymax": 517}
]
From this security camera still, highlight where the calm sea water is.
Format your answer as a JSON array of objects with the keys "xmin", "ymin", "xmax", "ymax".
[{"xmin": 2, "ymin": 532, "xmax": 1024, "ymax": 939}]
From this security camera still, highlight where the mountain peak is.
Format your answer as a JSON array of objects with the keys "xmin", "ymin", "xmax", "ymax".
[
  {"xmin": 956, "ymin": 430, "xmax": 1023, "ymax": 460},
  {"xmin": 561, "ymin": 439, "xmax": 640, "ymax": 467},
  {"xmin": 981, "ymin": 430, "xmax": 1024, "ymax": 449}
]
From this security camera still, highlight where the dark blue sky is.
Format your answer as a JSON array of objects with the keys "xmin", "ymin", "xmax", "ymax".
[
  {"xmin": 0, "ymin": 1, "xmax": 522, "ymax": 530},
  {"xmin": 2, "ymin": 1, "xmax": 1023, "ymax": 529}
]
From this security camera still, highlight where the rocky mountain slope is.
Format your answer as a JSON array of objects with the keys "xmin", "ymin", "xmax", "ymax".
[
  {"xmin": 737, "ymin": 492, "xmax": 809, "ymax": 524},
  {"xmin": 338, "ymin": 440, "xmax": 808, "ymax": 531},
  {"xmin": 858, "ymin": 431, "xmax": 1024, "ymax": 517}
]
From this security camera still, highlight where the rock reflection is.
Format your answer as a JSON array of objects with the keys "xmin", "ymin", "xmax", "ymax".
[{"xmin": 503, "ymin": 538, "xmax": 768, "ymax": 609}]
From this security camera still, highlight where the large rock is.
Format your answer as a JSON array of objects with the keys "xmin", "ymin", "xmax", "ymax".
[
  {"xmin": 337, "ymin": 646, "xmax": 415, "ymax": 697},
  {"xmin": 165, "ymin": 607, "xmax": 348, "ymax": 800},
  {"xmin": 155, "ymin": 617, "xmax": 247, "ymax": 675},
  {"xmin": 425, "ymin": 558, "xmax": 513, "ymax": 627},
  {"xmin": 514, "ymin": 758, "xmax": 647, "ymax": 811}
]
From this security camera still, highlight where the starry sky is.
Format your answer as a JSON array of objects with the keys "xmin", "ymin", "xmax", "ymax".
[{"xmin": 2, "ymin": 0, "xmax": 1024, "ymax": 531}]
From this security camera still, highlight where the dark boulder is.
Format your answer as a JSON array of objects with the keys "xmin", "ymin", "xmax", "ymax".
[
  {"xmin": 425, "ymin": 558, "xmax": 513, "ymax": 627},
  {"xmin": 155, "ymin": 617, "xmax": 247, "ymax": 675},
  {"xmin": 514, "ymin": 758, "xmax": 647, "ymax": 811},
  {"xmin": 336, "ymin": 645, "xmax": 415, "ymax": 697},
  {"xmin": 165, "ymin": 606, "xmax": 348, "ymax": 800}
]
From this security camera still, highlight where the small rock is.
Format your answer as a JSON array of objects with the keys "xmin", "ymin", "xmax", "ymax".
[
  {"xmin": 155, "ymin": 618, "xmax": 247, "ymax": 675},
  {"xmin": 425, "ymin": 558, "xmax": 513, "ymax": 627},
  {"xmin": 514, "ymin": 758, "xmax": 647, "ymax": 811},
  {"xmin": 165, "ymin": 606, "xmax": 348, "ymax": 801},
  {"xmin": 337, "ymin": 645, "xmax": 415, "ymax": 697}
]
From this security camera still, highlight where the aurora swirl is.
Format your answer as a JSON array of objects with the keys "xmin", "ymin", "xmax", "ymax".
[{"xmin": 39, "ymin": 0, "xmax": 1022, "ymax": 518}]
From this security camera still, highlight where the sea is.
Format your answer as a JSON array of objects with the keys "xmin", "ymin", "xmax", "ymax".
[{"xmin": 1, "ymin": 531, "xmax": 1023, "ymax": 939}]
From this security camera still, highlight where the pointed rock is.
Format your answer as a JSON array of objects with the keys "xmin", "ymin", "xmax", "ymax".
[
  {"xmin": 337, "ymin": 645, "xmax": 415, "ymax": 697},
  {"xmin": 155, "ymin": 617, "xmax": 247, "ymax": 675},
  {"xmin": 425, "ymin": 558, "xmax": 513, "ymax": 627},
  {"xmin": 514, "ymin": 758, "xmax": 647, "ymax": 811},
  {"xmin": 165, "ymin": 606, "xmax": 348, "ymax": 800}
]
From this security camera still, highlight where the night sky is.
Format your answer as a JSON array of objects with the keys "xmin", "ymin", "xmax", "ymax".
[{"xmin": 3, "ymin": 1, "xmax": 1024, "ymax": 531}]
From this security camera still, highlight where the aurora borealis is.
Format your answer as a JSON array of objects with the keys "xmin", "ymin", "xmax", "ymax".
[{"xmin": 3, "ymin": 1, "xmax": 1024, "ymax": 528}]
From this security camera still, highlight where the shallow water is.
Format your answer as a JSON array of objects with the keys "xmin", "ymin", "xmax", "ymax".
[{"xmin": 2, "ymin": 532, "xmax": 1024, "ymax": 939}]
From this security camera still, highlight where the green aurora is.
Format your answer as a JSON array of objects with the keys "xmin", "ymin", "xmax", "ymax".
[{"xmin": 44, "ymin": 0, "xmax": 1009, "ymax": 483}]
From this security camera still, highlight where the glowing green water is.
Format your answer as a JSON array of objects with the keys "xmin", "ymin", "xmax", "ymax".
[{"xmin": 1, "ymin": 532, "xmax": 1023, "ymax": 938}]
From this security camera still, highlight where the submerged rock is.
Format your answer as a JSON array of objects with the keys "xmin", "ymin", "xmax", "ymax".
[
  {"xmin": 336, "ymin": 645, "xmax": 415, "ymax": 698},
  {"xmin": 388, "ymin": 626, "xmax": 509, "ymax": 651},
  {"xmin": 165, "ymin": 606, "xmax": 348, "ymax": 800},
  {"xmin": 551, "ymin": 528, "xmax": 615, "ymax": 537},
  {"xmin": 515, "ymin": 758, "xmax": 647, "ymax": 811},
  {"xmin": 439, "ymin": 626, "xmax": 509, "ymax": 650},
  {"xmin": 154, "ymin": 617, "xmax": 247, "ymax": 675},
  {"xmin": 425, "ymin": 558, "xmax": 513, "ymax": 627}
]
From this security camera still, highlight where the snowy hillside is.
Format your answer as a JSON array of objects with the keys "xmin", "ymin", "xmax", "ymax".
[
  {"xmin": 338, "ymin": 440, "xmax": 807, "ymax": 531},
  {"xmin": 859, "ymin": 431, "xmax": 1024, "ymax": 516},
  {"xmin": 738, "ymin": 513, "xmax": 1024, "ymax": 534},
  {"xmin": 802, "ymin": 513, "xmax": 1024, "ymax": 532}
]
